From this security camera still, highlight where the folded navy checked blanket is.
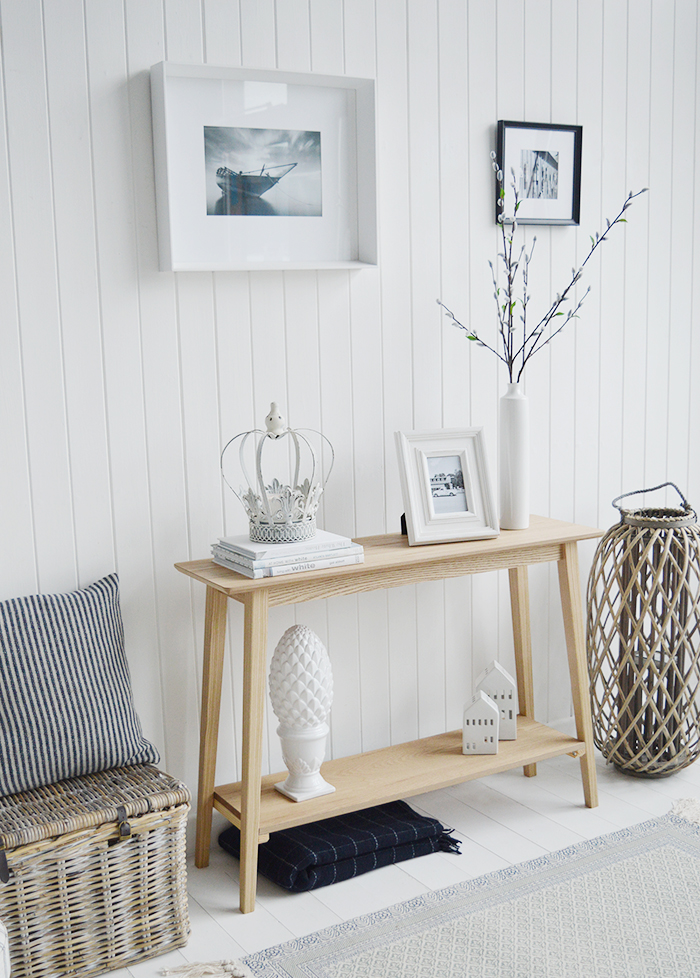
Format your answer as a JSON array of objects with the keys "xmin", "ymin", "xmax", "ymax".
[{"xmin": 218, "ymin": 799, "xmax": 461, "ymax": 892}]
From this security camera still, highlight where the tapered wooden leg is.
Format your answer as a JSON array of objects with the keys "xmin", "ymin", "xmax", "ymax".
[
  {"xmin": 239, "ymin": 589, "xmax": 269, "ymax": 914},
  {"xmin": 195, "ymin": 586, "xmax": 229, "ymax": 868},
  {"xmin": 558, "ymin": 541, "xmax": 598, "ymax": 808},
  {"xmin": 509, "ymin": 565, "xmax": 536, "ymax": 777}
]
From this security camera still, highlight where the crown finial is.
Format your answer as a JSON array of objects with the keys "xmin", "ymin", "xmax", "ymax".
[
  {"xmin": 221, "ymin": 403, "xmax": 334, "ymax": 545},
  {"xmin": 265, "ymin": 402, "xmax": 286, "ymax": 439}
]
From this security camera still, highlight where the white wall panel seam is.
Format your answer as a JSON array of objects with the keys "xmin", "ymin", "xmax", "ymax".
[
  {"xmin": 121, "ymin": 3, "xmax": 171, "ymax": 759},
  {"xmin": 0, "ymin": 7, "xmax": 39, "ymax": 593},
  {"xmin": 404, "ymin": 0, "xmax": 415, "ymax": 429},
  {"xmin": 82, "ymin": 0, "xmax": 119, "ymax": 567},
  {"xmin": 41, "ymin": 0, "xmax": 81, "ymax": 590}
]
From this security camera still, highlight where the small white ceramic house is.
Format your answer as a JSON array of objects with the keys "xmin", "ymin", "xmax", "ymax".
[
  {"xmin": 462, "ymin": 690, "xmax": 500, "ymax": 755},
  {"xmin": 475, "ymin": 661, "xmax": 518, "ymax": 739}
]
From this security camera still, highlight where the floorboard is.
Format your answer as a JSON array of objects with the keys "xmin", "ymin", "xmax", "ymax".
[{"xmin": 110, "ymin": 744, "xmax": 696, "ymax": 975}]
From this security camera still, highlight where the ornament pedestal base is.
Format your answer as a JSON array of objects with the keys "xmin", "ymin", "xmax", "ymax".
[
  {"xmin": 274, "ymin": 723, "xmax": 336, "ymax": 802},
  {"xmin": 274, "ymin": 779, "xmax": 336, "ymax": 803}
]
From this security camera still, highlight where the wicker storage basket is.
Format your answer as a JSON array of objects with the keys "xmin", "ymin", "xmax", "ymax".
[
  {"xmin": 0, "ymin": 764, "xmax": 190, "ymax": 978},
  {"xmin": 587, "ymin": 484, "xmax": 700, "ymax": 777}
]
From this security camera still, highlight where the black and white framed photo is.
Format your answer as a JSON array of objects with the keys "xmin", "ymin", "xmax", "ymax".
[
  {"xmin": 496, "ymin": 120, "xmax": 582, "ymax": 226},
  {"xmin": 395, "ymin": 428, "xmax": 499, "ymax": 546},
  {"xmin": 150, "ymin": 62, "xmax": 377, "ymax": 270}
]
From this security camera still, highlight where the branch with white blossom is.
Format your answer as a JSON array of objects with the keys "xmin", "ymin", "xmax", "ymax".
[{"xmin": 437, "ymin": 155, "xmax": 647, "ymax": 383}]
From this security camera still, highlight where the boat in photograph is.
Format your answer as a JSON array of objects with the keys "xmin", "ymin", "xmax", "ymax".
[{"xmin": 216, "ymin": 162, "xmax": 297, "ymax": 199}]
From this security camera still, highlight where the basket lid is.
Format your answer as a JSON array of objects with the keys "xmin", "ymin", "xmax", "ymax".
[
  {"xmin": 0, "ymin": 764, "xmax": 190, "ymax": 850},
  {"xmin": 613, "ymin": 483, "xmax": 697, "ymax": 530}
]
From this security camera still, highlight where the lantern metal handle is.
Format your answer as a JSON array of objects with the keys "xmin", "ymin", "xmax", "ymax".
[{"xmin": 612, "ymin": 482, "xmax": 696, "ymax": 520}]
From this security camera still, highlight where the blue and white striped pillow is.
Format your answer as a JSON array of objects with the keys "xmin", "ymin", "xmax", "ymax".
[{"xmin": 0, "ymin": 574, "xmax": 159, "ymax": 797}]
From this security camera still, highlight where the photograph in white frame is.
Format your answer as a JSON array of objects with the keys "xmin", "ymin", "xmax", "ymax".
[
  {"xmin": 150, "ymin": 62, "xmax": 377, "ymax": 270},
  {"xmin": 395, "ymin": 428, "xmax": 499, "ymax": 546}
]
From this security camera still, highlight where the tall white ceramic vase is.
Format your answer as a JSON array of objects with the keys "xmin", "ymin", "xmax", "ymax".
[{"xmin": 499, "ymin": 382, "xmax": 530, "ymax": 530}]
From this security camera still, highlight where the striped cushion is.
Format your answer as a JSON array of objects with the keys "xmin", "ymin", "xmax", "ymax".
[{"xmin": 0, "ymin": 574, "xmax": 159, "ymax": 797}]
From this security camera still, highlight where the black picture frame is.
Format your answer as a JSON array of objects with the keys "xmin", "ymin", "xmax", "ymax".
[{"xmin": 496, "ymin": 120, "xmax": 582, "ymax": 226}]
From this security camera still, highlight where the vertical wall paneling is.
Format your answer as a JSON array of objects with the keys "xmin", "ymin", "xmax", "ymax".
[
  {"xmin": 519, "ymin": 0, "xmax": 554, "ymax": 719},
  {"xmin": 375, "ymin": 0, "xmax": 412, "ymax": 519},
  {"xmin": 689, "ymin": 10, "xmax": 700, "ymax": 503},
  {"xmin": 84, "ymin": 0, "xmax": 165, "ymax": 746},
  {"xmin": 0, "ymin": 4, "xmax": 36, "ymax": 599},
  {"xmin": 1, "ymin": 0, "xmax": 697, "ymax": 805},
  {"xmin": 375, "ymin": 0, "xmax": 419, "ymax": 745},
  {"xmin": 274, "ymin": 0, "xmax": 311, "ymax": 71},
  {"xmin": 665, "ymin": 0, "xmax": 697, "ymax": 491},
  {"xmin": 407, "ymin": 0, "xmax": 442, "ymax": 431},
  {"xmin": 597, "ymin": 1, "xmax": 629, "ymax": 518},
  {"xmin": 214, "ymin": 271, "xmax": 256, "ymax": 781},
  {"xmin": 546, "ymin": 0, "xmax": 579, "ymax": 721},
  {"xmin": 570, "ymin": 0, "xmax": 606, "ymax": 596},
  {"xmin": 317, "ymin": 268, "xmax": 363, "ymax": 756},
  {"xmin": 406, "ymin": 1, "xmax": 447, "ymax": 740},
  {"xmin": 344, "ymin": 0, "xmax": 377, "ymax": 78},
  {"xmin": 43, "ymin": 0, "xmax": 114, "ymax": 589},
  {"xmin": 124, "ymin": 0, "xmax": 196, "ymax": 777},
  {"xmin": 2, "ymin": 0, "xmax": 77, "ymax": 594},
  {"xmin": 620, "ymin": 1, "xmax": 652, "ymax": 497},
  {"xmin": 164, "ymin": 0, "xmax": 204, "ymax": 63},
  {"xmin": 239, "ymin": 0, "xmax": 276, "ymax": 68},
  {"xmin": 309, "ymin": 0, "xmax": 344, "ymax": 75},
  {"xmin": 642, "ymin": 3, "xmax": 674, "ymax": 501},
  {"xmin": 344, "ymin": 2, "xmax": 389, "ymax": 757},
  {"xmin": 573, "ymin": 0, "xmax": 604, "ymax": 534},
  {"xmin": 203, "ymin": 0, "xmax": 243, "ymax": 66},
  {"xmin": 438, "ymin": 0, "xmax": 470, "ymax": 428},
  {"xmin": 465, "ymin": 0, "xmax": 501, "ymax": 702}
]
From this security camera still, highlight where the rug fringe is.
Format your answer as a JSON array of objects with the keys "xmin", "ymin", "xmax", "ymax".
[
  {"xmin": 670, "ymin": 798, "xmax": 700, "ymax": 826},
  {"xmin": 161, "ymin": 960, "xmax": 252, "ymax": 977}
]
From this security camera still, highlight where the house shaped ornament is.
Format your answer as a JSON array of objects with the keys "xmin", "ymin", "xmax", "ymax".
[
  {"xmin": 462, "ymin": 690, "xmax": 500, "ymax": 755},
  {"xmin": 475, "ymin": 661, "xmax": 518, "ymax": 739}
]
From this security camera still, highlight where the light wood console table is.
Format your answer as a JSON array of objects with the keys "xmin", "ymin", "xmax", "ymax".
[{"xmin": 176, "ymin": 514, "xmax": 602, "ymax": 913}]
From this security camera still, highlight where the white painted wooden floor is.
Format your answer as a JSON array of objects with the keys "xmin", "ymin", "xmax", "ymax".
[{"xmin": 108, "ymin": 721, "xmax": 700, "ymax": 977}]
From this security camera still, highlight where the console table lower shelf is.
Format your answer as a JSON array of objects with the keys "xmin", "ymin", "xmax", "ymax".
[
  {"xmin": 177, "ymin": 516, "xmax": 603, "ymax": 913},
  {"xmin": 213, "ymin": 716, "xmax": 586, "ymax": 842}
]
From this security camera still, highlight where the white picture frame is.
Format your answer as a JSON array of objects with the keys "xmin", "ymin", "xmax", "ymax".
[
  {"xmin": 150, "ymin": 62, "xmax": 377, "ymax": 271},
  {"xmin": 395, "ymin": 428, "xmax": 499, "ymax": 546}
]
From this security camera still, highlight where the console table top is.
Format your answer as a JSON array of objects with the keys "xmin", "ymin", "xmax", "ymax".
[{"xmin": 175, "ymin": 514, "xmax": 603, "ymax": 606}]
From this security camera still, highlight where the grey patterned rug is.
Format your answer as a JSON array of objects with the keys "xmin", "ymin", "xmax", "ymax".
[{"xmin": 232, "ymin": 799, "xmax": 700, "ymax": 978}]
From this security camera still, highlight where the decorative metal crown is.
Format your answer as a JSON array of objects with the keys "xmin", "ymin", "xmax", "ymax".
[{"xmin": 221, "ymin": 402, "xmax": 334, "ymax": 544}]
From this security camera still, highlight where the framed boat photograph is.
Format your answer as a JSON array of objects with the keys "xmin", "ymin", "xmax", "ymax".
[
  {"xmin": 395, "ymin": 428, "xmax": 499, "ymax": 546},
  {"xmin": 496, "ymin": 120, "xmax": 582, "ymax": 226},
  {"xmin": 150, "ymin": 63, "xmax": 377, "ymax": 270}
]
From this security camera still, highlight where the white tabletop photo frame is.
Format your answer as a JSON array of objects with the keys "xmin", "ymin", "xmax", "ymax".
[{"xmin": 395, "ymin": 428, "xmax": 499, "ymax": 546}]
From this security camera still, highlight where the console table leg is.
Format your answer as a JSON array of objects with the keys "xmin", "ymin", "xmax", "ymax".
[
  {"xmin": 558, "ymin": 541, "xmax": 599, "ymax": 809},
  {"xmin": 239, "ymin": 589, "xmax": 269, "ymax": 914},
  {"xmin": 509, "ymin": 565, "xmax": 536, "ymax": 777},
  {"xmin": 196, "ymin": 586, "xmax": 229, "ymax": 868}
]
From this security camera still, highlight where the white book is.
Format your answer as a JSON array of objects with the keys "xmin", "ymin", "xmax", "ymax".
[
  {"xmin": 217, "ymin": 528, "xmax": 355, "ymax": 561},
  {"xmin": 213, "ymin": 550, "xmax": 365, "ymax": 579},
  {"xmin": 211, "ymin": 542, "xmax": 364, "ymax": 569}
]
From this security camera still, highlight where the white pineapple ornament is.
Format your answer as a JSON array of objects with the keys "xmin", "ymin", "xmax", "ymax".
[{"xmin": 268, "ymin": 624, "xmax": 335, "ymax": 801}]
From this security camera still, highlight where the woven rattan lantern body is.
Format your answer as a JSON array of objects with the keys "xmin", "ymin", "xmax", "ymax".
[{"xmin": 587, "ymin": 484, "xmax": 700, "ymax": 777}]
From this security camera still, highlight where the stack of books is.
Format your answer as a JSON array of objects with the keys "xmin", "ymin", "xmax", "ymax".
[{"xmin": 211, "ymin": 529, "xmax": 364, "ymax": 579}]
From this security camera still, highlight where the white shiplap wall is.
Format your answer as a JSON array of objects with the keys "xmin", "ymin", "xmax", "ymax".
[{"xmin": 1, "ymin": 0, "xmax": 698, "ymax": 797}]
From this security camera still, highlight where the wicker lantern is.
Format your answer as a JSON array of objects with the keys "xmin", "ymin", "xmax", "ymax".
[{"xmin": 587, "ymin": 483, "xmax": 700, "ymax": 777}]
